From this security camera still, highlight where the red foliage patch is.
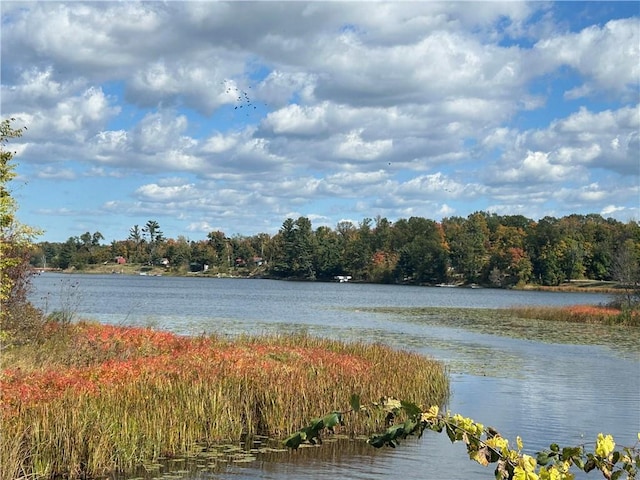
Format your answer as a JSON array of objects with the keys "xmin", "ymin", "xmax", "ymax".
[{"xmin": 0, "ymin": 324, "xmax": 370, "ymax": 416}]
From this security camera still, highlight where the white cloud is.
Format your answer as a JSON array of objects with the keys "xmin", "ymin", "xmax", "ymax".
[
  {"xmin": 135, "ymin": 183, "xmax": 196, "ymax": 201},
  {"xmin": 601, "ymin": 205, "xmax": 626, "ymax": 216},
  {"xmin": 335, "ymin": 130, "xmax": 393, "ymax": 161},
  {"xmin": 35, "ymin": 167, "xmax": 76, "ymax": 180},
  {"xmin": 132, "ymin": 111, "xmax": 189, "ymax": 153},
  {"xmin": 263, "ymin": 103, "xmax": 330, "ymax": 136},
  {"xmin": 492, "ymin": 150, "xmax": 580, "ymax": 184},
  {"xmin": 202, "ymin": 134, "xmax": 238, "ymax": 154},
  {"xmin": 533, "ymin": 18, "xmax": 639, "ymax": 100},
  {"xmin": 2, "ymin": 2, "xmax": 638, "ymax": 241}
]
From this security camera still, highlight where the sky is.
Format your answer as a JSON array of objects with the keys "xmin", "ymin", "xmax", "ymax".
[{"xmin": 1, "ymin": 1, "xmax": 639, "ymax": 243}]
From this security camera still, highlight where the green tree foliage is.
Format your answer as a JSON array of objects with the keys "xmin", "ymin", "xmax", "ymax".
[
  {"xmin": 142, "ymin": 220, "xmax": 164, "ymax": 265},
  {"xmin": 1, "ymin": 118, "xmax": 42, "ymax": 335},
  {"xmin": 31, "ymin": 212, "xmax": 640, "ymax": 292},
  {"xmin": 313, "ymin": 226, "xmax": 343, "ymax": 280},
  {"xmin": 395, "ymin": 217, "xmax": 448, "ymax": 284},
  {"xmin": 444, "ymin": 212, "xmax": 490, "ymax": 283},
  {"xmin": 271, "ymin": 217, "xmax": 316, "ymax": 279}
]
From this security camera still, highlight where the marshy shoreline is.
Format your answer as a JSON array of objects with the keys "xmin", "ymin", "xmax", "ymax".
[
  {"xmin": 0, "ymin": 322, "xmax": 449, "ymax": 480},
  {"xmin": 2, "ymin": 298, "xmax": 638, "ymax": 479}
]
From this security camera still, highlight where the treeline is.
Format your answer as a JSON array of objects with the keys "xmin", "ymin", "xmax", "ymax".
[{"xmin": 30, "ymin": 213, "xmax": 640, "ymax": 287}]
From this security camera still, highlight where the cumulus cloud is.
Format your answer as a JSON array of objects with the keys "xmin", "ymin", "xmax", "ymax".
[
  {"xmin": 490, "ymin": 150, "xmax": 582, "ymax": 185},
  {"xmin": 335, "ymin": 129, "xmax": 393, "ymax": 161},
  {"xmin": 533, "ymin": 18, "xmax": 639, "ymax": 100},
  {"xmin": 135, "ymin": 182, "xmax": 196, "ymax": 202},
  {"xmin": 2, "ymin": 1, "xmax": 638, "ymax": 240}
]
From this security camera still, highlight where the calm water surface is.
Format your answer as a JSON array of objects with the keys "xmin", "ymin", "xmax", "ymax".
[{"xmin": 30, "ymin": 274, "xmax": 640, "ymax": 480}]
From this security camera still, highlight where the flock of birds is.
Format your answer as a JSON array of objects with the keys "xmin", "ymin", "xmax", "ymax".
[
  {"xmin": 228, "ymin": 87, "xmax": 257, "ymax": 111},
  {"xmin": 223, "ymin": 82, "xmax": 263, "ymax": 117}
]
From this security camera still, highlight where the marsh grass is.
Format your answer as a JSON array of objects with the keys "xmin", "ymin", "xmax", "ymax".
[
  {"xmin": 502, "ymin": 304, "xmax": 639, "ymax": 326},
  {"xmin": 360, "ymin": 305, "xmax": 640, "ymax": 361},
  {"xmin": 0, "ymin": 321, "xmax": 448, "ymax": 479}
]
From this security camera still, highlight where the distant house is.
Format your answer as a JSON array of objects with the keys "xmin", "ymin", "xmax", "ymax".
[
  {"xmin": 252, "ymin": 256, "xmax": 265, "ymax": 266},
  {"xmin": 115, "ymin": 256, "xmax": 127, "ymax": 265}
]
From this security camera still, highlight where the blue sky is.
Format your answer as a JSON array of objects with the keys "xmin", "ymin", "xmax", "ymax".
[{"xmin": 1, "ymin": 1, "xmax": 638, "ymax": 243}]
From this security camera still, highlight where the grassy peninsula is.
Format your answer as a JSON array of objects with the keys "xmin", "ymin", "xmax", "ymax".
[{"xmin": 0, "ymin": 321, "xmax": 448, "ymax": 480}]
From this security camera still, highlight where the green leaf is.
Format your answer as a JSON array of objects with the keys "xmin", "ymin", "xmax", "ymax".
[
  {"xmin": 388, "ymin": 424, "xmax": 406, "ymax": 438},
  {"xmin": 322, "ymin": 412, "xmax": 341, "ymax": 431},
  {"xmin": 350, "ymin": 394, "xmax": 361, "ymax": 412},
  {"xmin": 309, "ymin": 417, "xmax": 324, "ymax": 432},
  {"xmin": 283, "ymin": 432, "xmax": 304, "ymax": 449},
  {"xmin": 367, "ymin": 436, "xmax": 386, "ymax": 448},
  {"xmin": 611, "ymin": 471, "xmax": 623, "ymax": 480},
  {"xmin": 536, "ymin": 452, "xmax": 550, "ymax": 466},
  {"xmin": 611, "ymin": 450, "xmax": 620, "ymax": 464},
  {"xmin": 400, "ymin": 400, "xmax": 422, "ymax": 419},
  {"xmin": 549, "ymin": 443, "xmax": 559, "ymax": 452},
  {"xmin": 403, "ymin": 418, "xmax": 418, "ymax": 435},
  {"xmin": 561, "ymin": 446, "xmax": 582, "ymax": 461}
]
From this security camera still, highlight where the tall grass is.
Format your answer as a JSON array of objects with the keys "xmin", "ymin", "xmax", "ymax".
[
  {"xmin": 503, "ymin": 305, "xmax": 639, "ymax": 326},
  {"xmin": 0, "ymin": 321, "xmax": 448, "ymax": 479}
]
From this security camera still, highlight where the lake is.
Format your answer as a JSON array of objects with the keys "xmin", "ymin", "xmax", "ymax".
[{"xmin": 30, "ymin": 273, "xmax": 640, "ymax": 480}]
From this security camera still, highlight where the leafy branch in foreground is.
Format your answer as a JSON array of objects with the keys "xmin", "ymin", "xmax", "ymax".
[{"xmin": 284, "ymin": 395, "xmax": 639, "ymax": 480}]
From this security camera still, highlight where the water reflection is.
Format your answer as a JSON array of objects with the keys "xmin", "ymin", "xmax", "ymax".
[{"xmin": 123, "ymin": 436, "xmax": 400, "ymax": 480}]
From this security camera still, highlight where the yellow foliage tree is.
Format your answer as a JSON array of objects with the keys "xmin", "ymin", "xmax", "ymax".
[{"xmin": 0, "ymin": 118, "xmax": 41, "ymax": 331}]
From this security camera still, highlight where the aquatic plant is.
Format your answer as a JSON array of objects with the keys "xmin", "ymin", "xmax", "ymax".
[
  {"xmin": 0, "ymin": 321, "xmax": 448, "ymax": 479},
  {"xmin": 503, "ymin": 305, "xmax": 639, "ymax": 326}
]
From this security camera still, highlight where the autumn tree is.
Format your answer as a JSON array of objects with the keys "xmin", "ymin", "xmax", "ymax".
[
  {"xmin": 487, "ymin": 224, "xmax": 532, "ymax": 286},
  {"xmin": 0, "ymin": 118, "xmax": 42, "ymax": 337},
  {"xmin": 163, "ymin": 236, "xmax": 192, "ymax": 271}
]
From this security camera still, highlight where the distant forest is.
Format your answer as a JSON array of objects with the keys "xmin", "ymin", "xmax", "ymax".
[{"xmin": 30, "ymin": 212, "xmax": 640, "ymax": 287}]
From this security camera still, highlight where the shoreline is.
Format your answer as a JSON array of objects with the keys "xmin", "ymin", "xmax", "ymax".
[{"xmin": 34, "ymin": 266, "xmax": 626, "ymax": 294}]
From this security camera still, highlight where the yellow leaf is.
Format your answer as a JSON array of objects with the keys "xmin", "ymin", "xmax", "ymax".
[
  {"xmin": 486, "ymin": 436, "xmax": 509, "ymax": 452},
  {"xmin": 517, "ymin": 435, "xmax": 524, "ymax": 451},
  {"xmin": 421, "ymin": 405, "xmax": 439, "ymax": 422},
  {"xmin": 539, "ymin": 466, "xmax": 561, "ymax": 480},
  {"xmin": 595, "ymin": 433, "xmax": 615, "ymax": 458},
  {"xmin": 513, "ymin": 465, "xmax": 539, "ymax": 480}
]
